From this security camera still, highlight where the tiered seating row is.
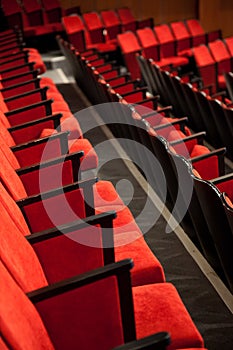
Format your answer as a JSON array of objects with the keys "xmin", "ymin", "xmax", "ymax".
[
  {"xmin": 138, "ymin": 56, "xmax": 233, "ymax": 160},
  {"xmin": 1, "ymin": 30, "xmax": 207, "ymax": 349},
  {"xmin": 56, "ymin": 36, "xmax": 233, "ymax": 298}
]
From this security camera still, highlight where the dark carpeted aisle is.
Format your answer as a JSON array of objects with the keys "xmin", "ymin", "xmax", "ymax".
[{"xmin": 57, "ymin": 82, "xmax": 233, "ymax": 350}]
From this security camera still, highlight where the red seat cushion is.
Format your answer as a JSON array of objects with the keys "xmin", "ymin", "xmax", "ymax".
[{"xmin": 134, "ymin": 283, "xmax": 204, "ymax": 349}]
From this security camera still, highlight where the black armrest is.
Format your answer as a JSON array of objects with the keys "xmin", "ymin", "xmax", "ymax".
[
  {"xmin": 113, "ymin": 79, "xmax": 141, "ymax": 90},
  {"xmin": 132, "ymin": 95, "xmax": 160, "ymax": 109},
  {"xmin": 121, "ymin": 87, "xmax": 148, "ymax": 99},
  {"xmin": 8, "ymin": 113, "xmax": 62, "ymax": 133},
  {"xmin": 4, "ymin": 87, "xmax": 48, "ymax": 103},
  {"xmin": 0, "ymin": 52, "xmax": 28, "ymax": 68},
  {"xmin": 17, "ymin": 177, "xmax": 99, "ymax": 217},
  {"xmin": 142, "ymin": 106, "xmax": 173, "ymax": 119},
  {"xmin": 26, "ymin": 211, "xmax": 117, "ymax": 265},
  {"xmin": 12, "ymin": 130, "xmax": 69, "ymax": 156},
  {"xmin": 211, "ymin": 169, "xmax": 233, "ymax": 185},
  {"xmin": 107, "ymin": 73, "xmax": 131, "ymax": 84},
  {"xmin": 113, "ymin": 332, "xmax": 170, "ymax": 350},
  {"xmin": 0, "ymin": 78, "xmax": 40, "ymax": 93},
  {"xmin": 16, "ymin": 150, "xmax": 83, "ymax": 182},
  {"xmin": 5, "ymin": 99, "xmax": 53, "ymax": 117},
  {"xmin": 0, "ymin": 61, "xmax": 35, "ymax": 75},
  {"xmin": 27, "ymin": 259, "xmax": 133, "ymax": 302},
  {"xmin": 190, "ymin": 147, "xmax": 226, "ymax": 176},
  {"xmin": 154, "ymin": 117, "xmax": 188, "ymax": 132},
  {"xmin": 170, "ymin": 131, "xmax": 206, "ymax": 146},
  {"xmin": 0, "ymin": 49, "xmax": 27, "ymax": 61},
  {"xmin": 0, "ymin": 42, "xmax": 24, "ymax": 55},
  {"xmin": 0, "ymin": 69, "xmax": 39, "ymax": 84}
]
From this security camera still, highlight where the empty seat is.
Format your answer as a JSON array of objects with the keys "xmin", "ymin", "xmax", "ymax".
[
  {"xmin": 117, "ymin": 31, "xmax": 142, "ymax": 79},
  {"xmin": 1, "ymin": 258, "xmax": 204, "ymax": 349},
  {"xmin": 192, "ymin": 45, "xmax": 217, "ymax": 93},
  {"xmin": 117, "ymin": 7, "xmax": 137, "ymax": 32},
  {"xmin": 170, "ymin": 21, "xmax": 192, "ymax": 56},
  {"xmin": 208, "ymin": 39, "xmax": 232, "ymax": 90},
  {"xmin": 185, "ymin": 19, "xmax": 206, "ymax": 46},
  {"xmin": 100, "ymin": 10, "xmax": 122, "ymax": 40},
  {"xmin": 154, "ymin": 24, "xmax": 189, "ymax": 68}
]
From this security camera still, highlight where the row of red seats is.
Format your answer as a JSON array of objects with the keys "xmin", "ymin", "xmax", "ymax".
[
  {"xmin": 192, "ymin": 37, "xmax": 233, "ymax": 92},
  {"xmin": 138, "ymin": 55, "xmax": 233, "ymax": 160},
  {"xmin": 112, "ymin": 19, "xmax": 221, "ymax": 79},
  {"xmin": 57, "ymin": 36, "xmax": 233, "ymax": 295},
  {"xmin": 1, "ymin": 0, "xmax": 80, "ymax": 40},
  {"xmin": 131, "ymin": 57, "xmax": 233, "ymax": 288},
  {"xmin": 1, "ymin": 30, "xmax": 206, "ymax": 349},
  {"xmin": 57, "ymin": 36, "xmax": 228, "ymax": 269},
  {"xmin": 62, "ymin": 7, "xmax": 154, "ymax": 55}
]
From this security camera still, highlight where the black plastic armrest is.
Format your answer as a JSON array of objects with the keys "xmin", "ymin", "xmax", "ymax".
[
  {"xmin": 17, "ymin": 177, "xmax": 98, "ymax": 212},
  {"xmin": 107, "ymin": 73, "xmax": 131, "ymax": 84},
  {"xmin": 16, "ymin": 150, "xmax": 83, "ymax": 181},
  {"xmin": 26, "ymin": 211, "xmax": 116, "ymax": 265},
  {"xmin": 112, "ymin": 332, "xmax": 170, "ymax": 350},
  {"xmin": 113, "ymin": 79, "xmax": 141, "ymax": 90},
  {"xmin": 27, "ymin": 259, "xmax": 133, "ymax": 303},
  {"xmin": 121, "ymin": 87, "xmax": 148, "ymax": 98},
  {"xmin": 8, "ymin": 113, "xmax": 62, "ymax": 133},
  {"xmin": 191, "ymin": 147, "xmax": 226, "ymax": 176},
  {"xmin": 211, "ymin": 169, "xmax": 233, "ymax": 185},
  {"xmin": 102, "ymin": 67, "xmax": 121, "ymax": 76},
  {"xmin": 170, "ymin": 131, "xmax": 206, "ymax": 146},
  {"xmin": 211, "ymin": 90, "xmax": 226, "ymax": 99},
  {"xmin": 0, "ymin": 42, "xmax": 24, "ymax": 55},
  {"xmin": 4, "ymin": 86, "xmax": 48, "ymax": 103},
  {"xmin": 154, "ymin": 117, "xmax": 188, "ymax": 131},
  {"xmin": 142, "ymin": 106, "xmax": 173, "ymax": 119},
  {"xmin": 0, "ymin": 61, "xmax": 35, "ymax": 75},
  {"xmin": 0, "ymin": 69, "xmax": 39, "ymax": 83},
  {"xmin": 0, "ymin": 49, "xmax": 27, "ymax": 61},
  {"xmin": 0, "ymin": 77, "xmax": 40, "ymax": 93},
  {"xmin": 5, "ymin": 99, "xmax": 53, "ymax": 117}
]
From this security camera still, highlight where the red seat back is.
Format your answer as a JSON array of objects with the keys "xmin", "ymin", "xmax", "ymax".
[
  {"xmin": 209, "ymin": 40, "xmax": 231, "ymax": 74},
  {"xmin": 154, "ymin": 24, "xmax": 176, "ymax": 57},
  {"xmin": 170, "ymin": 21, "xmax": 191, "ymax": 52},
  {"xmin": 137, "ymin": 27, "xmax": 160, "ymax": 61},
  {"xmin": 185, "ymin": 19, "xmax": 206, "ymax": 46}
]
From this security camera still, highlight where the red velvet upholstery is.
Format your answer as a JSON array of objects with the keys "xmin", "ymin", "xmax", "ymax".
[
  {"xmin": 137, "ymin": 28, "xmax": 160, "ymax": 61},
  {"xmin": 117, "ymin": 31, "xmax": 141, "ymax": 79},
  {"xmin": 115, "ymin": 236, "xmax": 165, "ymax": 286},
  {"xmin": 1, "ymin": 205, "xmax": 48, "ymax": 292},
  {"xmin": 209, "ymin": 40, "xmax": 231, "ymax": 89},
  {"xmin": 117, "ymin": 7, "xmax": 137, "ymax": 32},
  {"xmin": 0, "ymin": 182, "xmax": 30, "ymax": 235},
  {"xmin": 133, "ymin": 283, "xmax": 204, "ymax": 349},
  {"xmin": 216, "ymin": 179, "xmax": 233, "ymax": 202},
  {"xmin": 0, "ymin": 262, "xmax": 55, "ymax": 350},
  {"xmin": 36, "ymin": 276, "xmax": 124, "ymax": 350},
  {"xmin": 154, "ymin": 24, "xmax": 189, "ymax": 67},
  {"xmin": 185, "ymin": 19, "xmax": 206, "ymax": 46},
  {"xmin": 225, "ymin": 36, "xmax": 233, "ymax": 56},
  {"xmin": 68, "ymin": 138, "xmax": 98, "ymax": 170},
  {"xmin": 83, "ymin": 12, "xmax": 106, "ymax": 45},
  {"xmin": 101, "ymin": 10, "xmax": 121, "ymax": 40},
  {"xmin": 0, "ymin": 181, "xmax": 165, "ymax": 287},
  {"xmin": 170, "ymin": 21, "xmax": 192, "ymax": 55},
  {"xmin": 7, "ymin": 104, "xmax": 51, "ymax": 125},
  {"xmin": 192, "ymin": 45, "xmax": 217, "ymax": 92},
  {"xmin": 1, "ymin": 259, "xmax": 204, "ymax": 350}
]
